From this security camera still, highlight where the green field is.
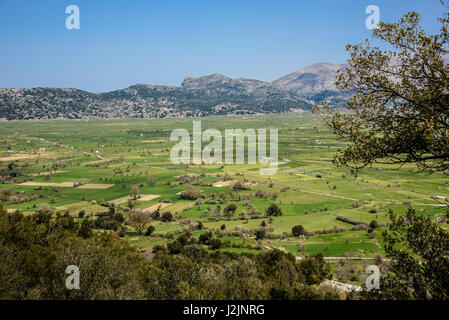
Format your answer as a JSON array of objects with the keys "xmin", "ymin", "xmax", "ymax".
[{"xmin": 1, "ymin": 112, "xmax": 447, "ymax": 259}]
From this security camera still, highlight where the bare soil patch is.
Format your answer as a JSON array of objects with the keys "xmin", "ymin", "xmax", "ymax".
[
  {"xmin": 110, "ymin": 194, "xmax": 161, "ymax": 204},
  {"xmin": 143, "ymin": 202, "xmax": 172, "ymax": 213},
  {"xmin": 19, "ymin": 181, "xmax": 76, "ymax": 187}
]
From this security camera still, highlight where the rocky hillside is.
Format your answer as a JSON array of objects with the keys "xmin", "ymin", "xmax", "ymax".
[{"xmin": 0, "ymin": 63, "xmax": 347, "ymax": 120}]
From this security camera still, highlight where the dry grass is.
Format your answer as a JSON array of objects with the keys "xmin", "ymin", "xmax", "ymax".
[
  {"xmin": 19, "ymin": 181, "xmax": 76, "ymax": 187},
  {"xmin": 143, "ymin": 202, "xmax": 172, "ymax": 213},
  {"xmin": 77, "ymin": 184, "xmax": 114, "ymax": 189},
  {"xmin": 28, "ymin": 170, "xmax": 67, "ymax": 177}
]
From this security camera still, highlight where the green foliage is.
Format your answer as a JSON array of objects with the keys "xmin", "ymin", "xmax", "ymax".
[
  {"xmin": 0, "ymin": 205, "xmax": 341, "ymax": 300},
  {"xmin": 161, "ymin": 211, "xmax": 173, "ymax": 222},
  {"xmin": 255, "ymin": 229, "xmax": 266, "ymax": 240},
  {"xmin": 292, "ymin": 225, "xmax": 307, "ymax": 237},
  {"xmin": 209, "ymin": 238, "xmax": 222, "ymax": 250},
  {"xmin": 223, "ymin": 203, "xmax": 237, "ymax": 216},
  {"xmin": 318, "ymin": 10, "xmax": 449, "ymax": 172},
  {"xmin": 360, "ymin": 208, "xmax": 449, "ymax": 300},
  {"xmin": 266, "ymin": 203, "xmax": 282, "ymax": 216},
  {"xmin": 145, "ymin": 225, "xmax": 155, "ymax": 236},
  {"xmin": 0, "ymin": 205, "xmax": 148, "ymax": 299},
  {"xmin": 180, "ymin": 186, "xmax": 202, "ymax": 200}
]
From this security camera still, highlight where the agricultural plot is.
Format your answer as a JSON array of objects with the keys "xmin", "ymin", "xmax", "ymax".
[{"xmin": 0, "ymin": 113, "xmax": 447, "ymax": 260}]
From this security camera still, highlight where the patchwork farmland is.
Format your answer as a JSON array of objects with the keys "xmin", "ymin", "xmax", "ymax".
[{"xmin": 1, "ymin": 113, "xmax": 448, "ymax": 283}]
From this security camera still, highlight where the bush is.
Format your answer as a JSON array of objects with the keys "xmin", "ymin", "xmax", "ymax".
[
  {"xmin": 292, "ymin": 225, "xmax": 307, "ymax": 237},
  {"xmin": 113, "ymin": 212, "xmax": 125, "ymax": 223},
  {"xmin": 209, "ymin": 238, "xmax": 221, "ymax": 250},
  {"xmin": 266, "ymin": 203, "xmax": 282, "ymax": 216},
  {"xmin": 255, "ymin": 229, "xmax": 266, "ymax": 240},
  {"xmin": 369, "ymin": 220, "xmax": 379, "ymax": 229},
  {"xmin": 199, "ymin": 231, "xmax": 213, "ymax": 245},
  {"xmin": 223, "ymin": 203, "xmax": 237, "ymax": 216},
  {"xmin": 161, "ymin": 211, "xmax": 173, "ymax": 222},
  {"xmin": 78, "ymin": 210, "xmax": 85, "ymax": 218},
  {"xmin": 145, "ymin": 225, "xmax": 155, "ymax": 236},
  {"xmin": 180, "ymin": 186, "xmax": 202, "ymax": 200}
]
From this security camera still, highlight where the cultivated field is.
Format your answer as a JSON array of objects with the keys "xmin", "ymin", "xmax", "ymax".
[{"xmin": 1, "ymin": 113, "xmax": 447, "ymax": 268}]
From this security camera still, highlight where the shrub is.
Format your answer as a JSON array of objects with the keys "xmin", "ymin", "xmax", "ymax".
[
  {"xmin": 223, "ymin": 203, "xmax": 237, "ymax": 216},
  {"xmin": 266, "ymin": 203, "xmax": 282, "ymax": 216},
  {"xmin": 255, "ymin": 229, "xmax": 266, "ymax": 240},
  {"xmin": 209, "ymin": 238, "xmax": 221, "ymax": 250},
  {"xmin": 78, "ymin": 210, "xmax": 85, "ymax": 218},
  {"xmin": 292, "ymin": 225, "xmax": 307, "ymax": 237},
  {"xmin": 145, "ymin": 225, "xmax": 155, "ymax": 236},
  {"xmin": 161, "ymin": 211, "xmax": 173, "ymax": 222},
  {"xmin": 180, "ymin": 186, "xmax": 202, "ymax": 200}
]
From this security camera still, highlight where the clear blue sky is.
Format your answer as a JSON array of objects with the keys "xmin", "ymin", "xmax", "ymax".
[{"xmin": 0, "ymin": 0, "xmax": 445, "ymax": 92}]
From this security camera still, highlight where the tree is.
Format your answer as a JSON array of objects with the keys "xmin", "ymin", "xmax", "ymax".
[
  {"xmin": 223, "ymin": 203, "xmax": 237, "ymax": 217},
  {"xmin": 199, "ymin": 231, "xmax": 213, "ymax": 245},
  {"xmin": 255, "ymin": 229, "xmax": 266, "ymax": 240},
  {"xmin": 161, "ymin": 211, "xmax": 173, "ymax": 222},
  {"xmin": 148, "ymin": 175, "xmax": 155, "ymax": 187},
  {"xmin": 129, "ymin": 210, "xmax": 151, "ymax": 235},
  {"xmin": 209, "ymin": 238, "xmax": 221, "ymax": 250},
  {"xmin": 266, "ymin": 203, "xmax": 282, "ymax": 216},
  {"xmin": 316, "ymin": 10, "xmax": 449, "ymax": 173},
  {"xmin": 78, "ymin": 219, "xmax": 93, "ymax": 239},
  {"xmin": 145, "ymin": 225, "xmax": 155, "ymax": 236},
  {"xmin": 130, "ymin": 187, "xmax": 139, "ymax": 200},
  {"xmin": 180, "ymin": 186, "xmax": 202, "ymax": 200},
  {"xmin": 292, "ymin": 225, "xmax": 307, "ymax": 237},
  {"xmin": 359, "ymin": 208, "xmax": 449, "ymax": 300},
  {"xmin": 127, "ymin": 199, "xmax": 136, "ymax": 210}
]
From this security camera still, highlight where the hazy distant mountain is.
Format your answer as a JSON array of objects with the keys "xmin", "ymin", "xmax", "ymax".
[
  {"xmin": 272, "ymin": 62, "xmax": 345, "ymax": 101},
  {"xmin": 181, "ymin": 73, "xmax": 309, "ymax": 102}
]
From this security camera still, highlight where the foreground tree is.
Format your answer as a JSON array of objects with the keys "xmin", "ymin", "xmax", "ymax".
[
  {"xmin": 358, "ymin": 208, "xmax": 449, "ymax": 300},
  {"xmin": 316, "ymin": 10, "xmax": 449, "ymax": 172}
]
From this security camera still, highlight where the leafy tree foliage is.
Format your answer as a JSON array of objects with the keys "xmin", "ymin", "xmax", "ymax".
[
  {"xmin": 0, "ymin": 205, "xmax": 339, "ymax": 300},
  {"xmin": 292, "ymin": 225, "xmax": 307, "ymax": 237},
  {"xmin": 359, "ymin": 208, "xmax": 449, "ymax": 300},
  {"xmin": 317, "ymin": 10, "xmax": 449, "ymax": 172},
  {"xmin": 266, "ymin": 203, "xmax": 282, "ymax": 216}
]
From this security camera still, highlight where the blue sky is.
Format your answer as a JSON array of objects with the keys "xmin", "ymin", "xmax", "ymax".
[{"xmin": 0, "ymin": 0, "xmax": 445, "ymax": 92}]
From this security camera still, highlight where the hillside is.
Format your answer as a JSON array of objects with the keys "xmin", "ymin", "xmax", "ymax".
[{"xmin": 0, "ymin": 63, "xmax": 347, "ymax": 120}]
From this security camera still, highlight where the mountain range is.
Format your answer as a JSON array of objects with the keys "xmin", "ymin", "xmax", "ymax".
[{"xmin": 0, "ymin": 62, "xmax": 344, "ymax": 120}]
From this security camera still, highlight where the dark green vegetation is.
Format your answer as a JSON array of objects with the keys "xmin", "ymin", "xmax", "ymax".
[
  {"xmin": 0, "ymin": 206, "xmax": 338, "ymax": 299},
  {"xmin": 353, "ymin": 208, "xmax": 449, "ymax": 300}
]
